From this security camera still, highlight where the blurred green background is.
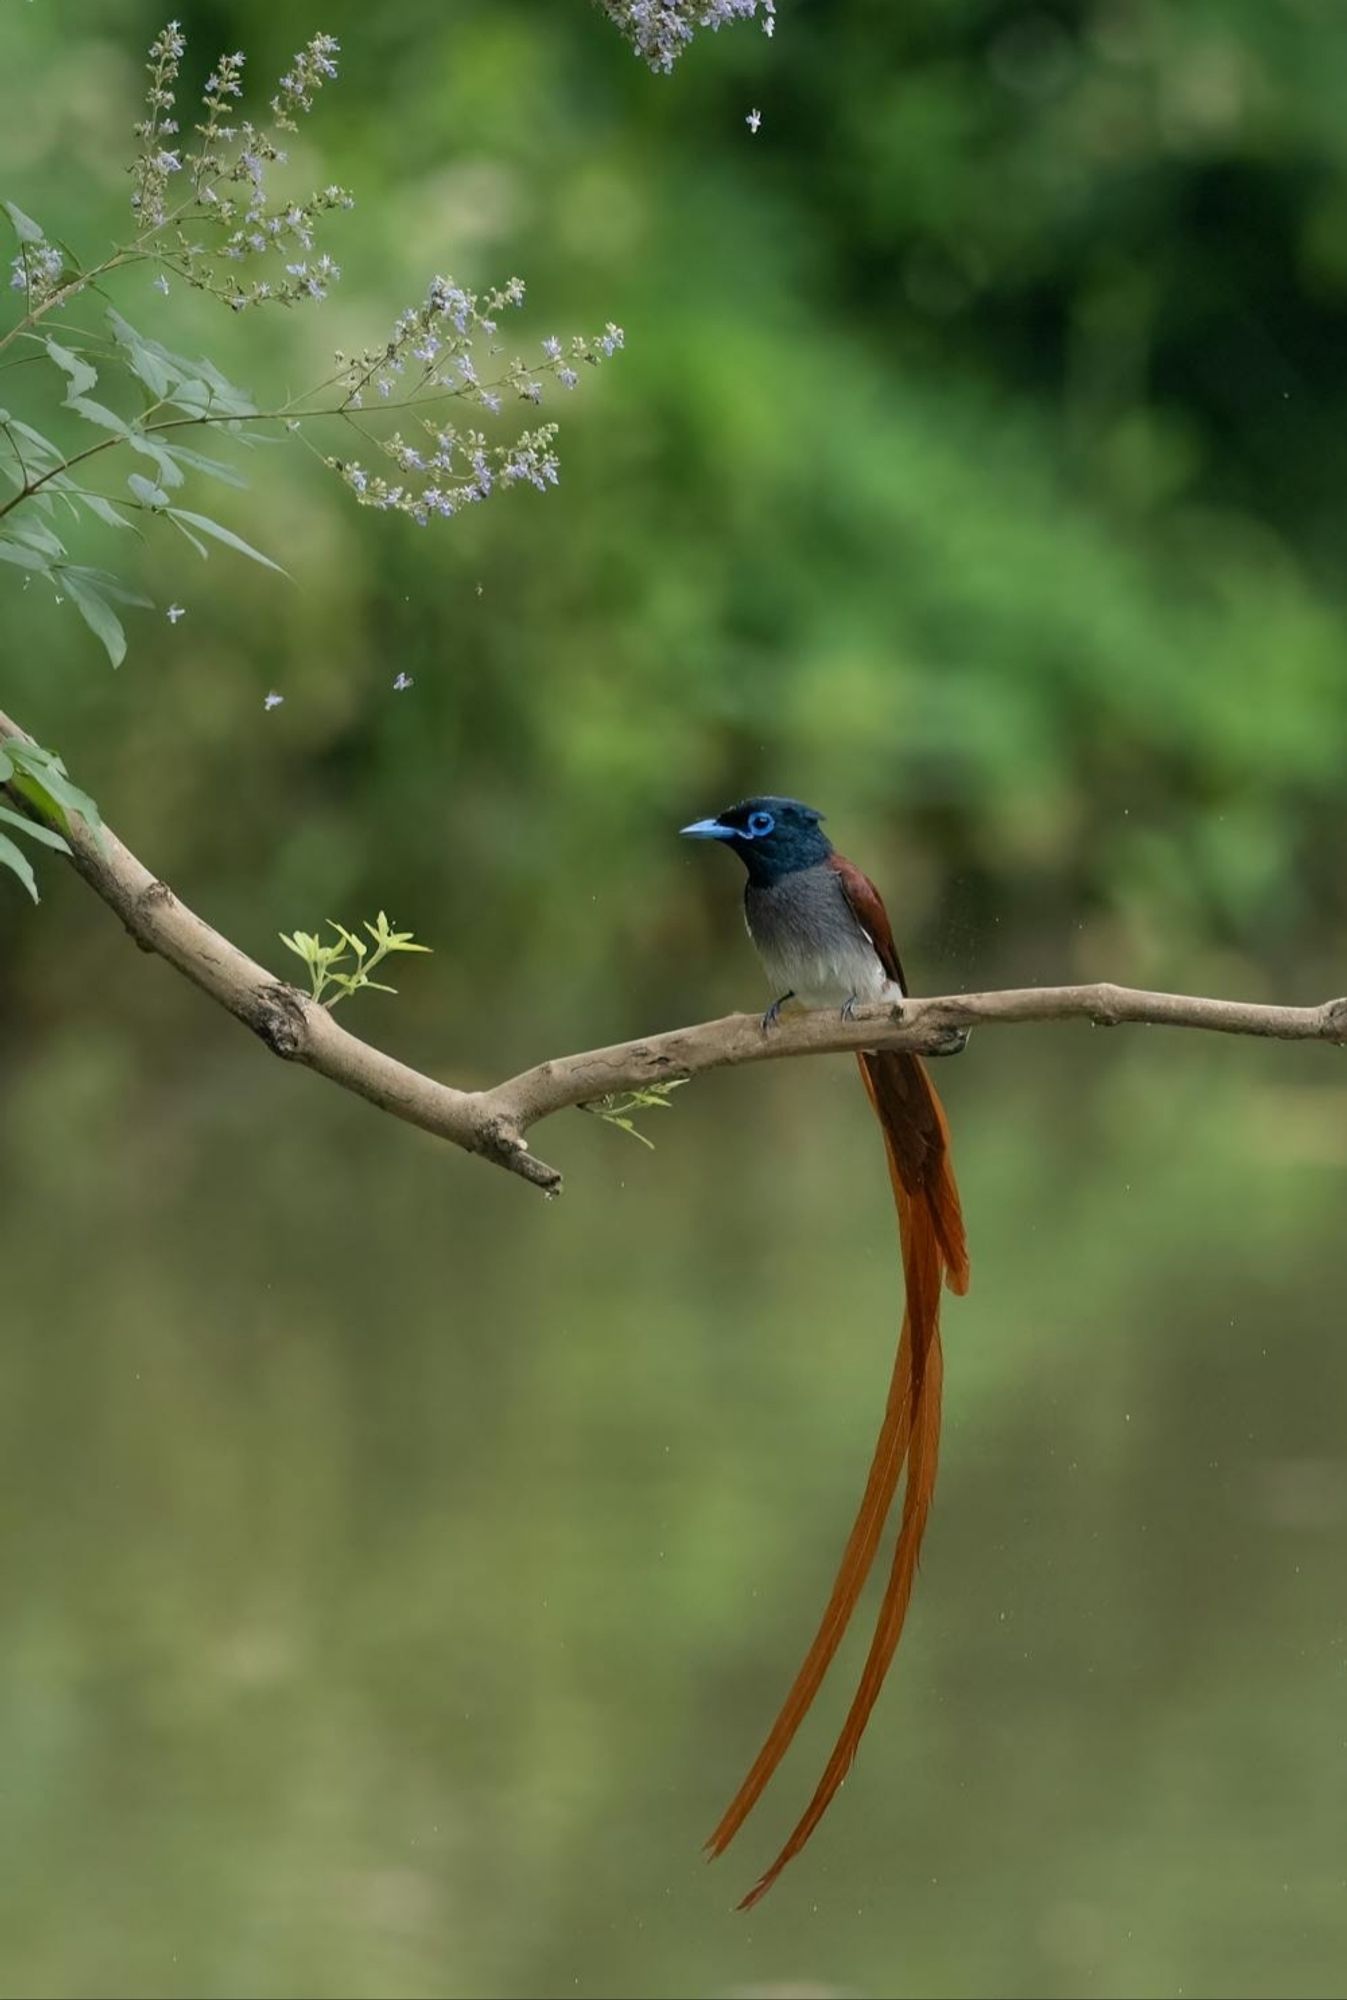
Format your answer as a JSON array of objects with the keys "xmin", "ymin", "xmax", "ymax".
[{"xmin": 3, "ymin": 2, "xmax": 1347, "ymax": 1995}]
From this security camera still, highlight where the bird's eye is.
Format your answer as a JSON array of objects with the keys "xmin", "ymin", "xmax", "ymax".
[{"xmin": 747, "ymin": 810, "xmax": 775, "ymax": 838}]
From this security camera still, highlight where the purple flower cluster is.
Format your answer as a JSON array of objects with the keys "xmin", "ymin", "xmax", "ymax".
[
  {"xmin": 127, "ymin": 25, "xmax": 354, "ymax": 313},
  {"xmin": 331, "ymin": 420, "xmax": 563, "ymax": 525},
  {"xmin": 8, "ymin": 241, "xmax": 64, "ymax": 302},
  {"xmin": 129, "ymin": 21, "xmax": 187, "ymax": 228},
  {"xmin": 597, "ymin": 0, "xmax": 775, "ymax": 72},
  {"xmin": 322, "ymin": 285, "xmax": 623, "ymax": 529},
  {"xmin": 271, "ymin": 33, "xmax": 340, "ymax": 129}
]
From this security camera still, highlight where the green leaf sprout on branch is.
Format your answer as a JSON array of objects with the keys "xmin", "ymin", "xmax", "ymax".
[
  {"xmin": 580, "ymin": 1079, "xmax": 689, "ymax": 1148},
  {"xmin": 278, "ymin": 911, "xmax": 431, "ymax": 1008}
]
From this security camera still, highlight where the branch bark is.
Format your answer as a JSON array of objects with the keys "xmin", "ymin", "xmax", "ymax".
[{"xmin": 4, "ymin": 707, "xmax": 1345, "ymax": 1195}]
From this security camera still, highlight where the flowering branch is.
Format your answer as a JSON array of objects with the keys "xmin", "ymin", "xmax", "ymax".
[
  {"xmin": 597, "ymin": 0, "xmax": 776, "ymax": 71},
  {"xmin": 0, "ymin": 22, "xmax": 622, "ymax": 677},
  {"xmin": 3, "ymin": 706, "xmax": 1343, "ymax": 1197}
]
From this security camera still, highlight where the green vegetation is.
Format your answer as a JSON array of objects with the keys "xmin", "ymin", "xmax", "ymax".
[{"xmin": 278, "ymin": 913, "xmax": 431, "ymax": 1007}]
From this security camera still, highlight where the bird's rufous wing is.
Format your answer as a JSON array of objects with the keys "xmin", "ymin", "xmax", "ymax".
[{"xmin": 826, "ymin": 850, "xmax": 909, "ymax": 995}]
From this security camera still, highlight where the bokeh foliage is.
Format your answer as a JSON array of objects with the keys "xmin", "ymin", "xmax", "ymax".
[{"xmin": 1, "ymin": 3, "xmax": 1346, "ymax": 1996}]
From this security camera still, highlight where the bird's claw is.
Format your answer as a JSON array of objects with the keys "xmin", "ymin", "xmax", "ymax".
[
  {"xmin": 760, "ymin": 991, "xmax": 794, "ymax": 1033},
  {"xmin": 840, "ymin": 995, "xmax": 859, "ymax": 1022},
  {"xmin": 927, "ymin": 1026, "xmax": 971, "ymax": 1058}
]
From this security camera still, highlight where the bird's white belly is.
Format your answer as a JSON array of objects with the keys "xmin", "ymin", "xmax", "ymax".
[
  {"xmin": 751, "ymin": 927, "xmax": 897, "ymax": 1009},
  {"xmin": 744, "ymin": 865, "xmax": 905, "ymax": 1011}
]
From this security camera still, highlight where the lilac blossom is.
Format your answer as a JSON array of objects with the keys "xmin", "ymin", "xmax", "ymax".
[{"xmin": 597, "ymin": 0, "xmax": 776, "ymax": 72}]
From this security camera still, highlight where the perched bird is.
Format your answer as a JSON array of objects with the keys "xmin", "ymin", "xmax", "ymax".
[{"xmin": 682, "ymin": 796, "xmax": 969, "ymax": 1909}]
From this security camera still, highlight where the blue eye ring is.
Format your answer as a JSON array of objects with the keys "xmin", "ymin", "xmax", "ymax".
[{"xmin": 746, "ymin": 809, "xmax": 775, "ymax": 839}]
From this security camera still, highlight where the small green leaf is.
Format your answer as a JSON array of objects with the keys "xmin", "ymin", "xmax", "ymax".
[
  {"xmin": 66, "ymin": 396, "xmax": 129, "ymax": 435},
  {"xmin": 580, "ymin": 1078, "xmax": 688, "ymax": 1150},
  {"xmin": 184, "ymin": 355, "xmax": 256, "ymax": 416},
  {"xmin": 58, "ymin": 570, "xmax": 127, "ymax": 667},
  {"xmin": 281, "ymin": 911, "xmax": 430, "ymax": 1008},
  {"xmin": 60, "ymin": 564, "xmax": 150, "ymax": 608},
  {"xmin": 167, "ymin": 508, "xmax": 285, "ymax": 574},
  {"xmin": 106, "ymin": 308, "xmax": 187, "ymax": 387},
  {"xmin": 6, "ymin": 739, "xmax": 104, "ymax": 845},
  {"xmin": 4, "ymin": 517, "xmax": 65, "ymax": 559},
  {"xmin": 127, "ymin": 471, "xmax": 170, "ymax": 510},
  {"xmin": 45, "ymin": 339, "xmax": 98, "ymax": 403},
  {"xmin": 164, "ymin": 379, "xmax": 215, "ymax": 414},
  {"xmin": 174, "ymin": 384, "xmax": 255, "ymax": 423},
  {"xmin": 0, "ymin": 751, "xmax": 12, "ymax": 781},
  {"xmin": 2, "ymin": 417, "xmax": 63, "ymax": 469},
  {"xmin": 131, "ymin": 350, "xmax": 176, "ymax": 398},
  {"xmin": 77, "ymin": 492, "xmax": 131, "ymax": 530},
  {"xmin": 329, "ymin": 921, "xmax": 367, "ymax": 958},
  {"xmin": 0, "ymin": 830, "xmax": 38, "ymax": 902},
  {"xmin": 106, "ymin": 314, "xmax": 178, "ymax": 398},
  {"xmin": 0, "ymin": 803, "xmax": 70, "ymax": 852},
  {"xmin": 168, "ymin": 515, "xmax": 210, "ymax": 558},
  {"xmin": 126, "ymin": 433, "xmax": 185, "ymax": 487},
  {"xmin": 3, "ymin": 201, "xmax": 45, "ymax": 245},
  {"xmin": 0, "ymin": 537, "xmax": 52, "ymax": 571},
  {"xmin": 158, "ymin": 441, "xmax": 248, "ymax": 489},
  {"xmin": 107, "ymin": 309, "xmax": 248, "ymax": 415}
]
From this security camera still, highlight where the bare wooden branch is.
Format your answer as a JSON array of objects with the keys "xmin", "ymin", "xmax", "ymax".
[
  {"xmin": 0, "ymin": 709, "xmax": 551, "ymax": 1185},
  {"xmin": 4, "ymin": 706, "xmax": 1344, "ymax": 1196},
  {"xmin": 487, "ymin": 981, "xmax": 1347, "ymax": 1135}
]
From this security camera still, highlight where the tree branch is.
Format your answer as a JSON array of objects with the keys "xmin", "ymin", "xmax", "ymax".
[{"xmin": 3, "ymin": 707, "xmax": 1344, "ymax": 1196}]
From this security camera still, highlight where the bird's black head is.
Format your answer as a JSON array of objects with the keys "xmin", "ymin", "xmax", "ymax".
[{"xmin": 680, "ymin": 795, "xmax": 832, "ymax": 885}]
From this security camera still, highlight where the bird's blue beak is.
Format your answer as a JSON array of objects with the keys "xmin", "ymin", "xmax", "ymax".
[{"xmin": 680, "ymin": 817, "xmax": 736, "ymax": 841}]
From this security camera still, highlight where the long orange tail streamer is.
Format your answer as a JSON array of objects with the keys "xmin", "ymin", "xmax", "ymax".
[{"xmin": 706, "ymin": 1049, "xmax": 968, "ymax": 1907}]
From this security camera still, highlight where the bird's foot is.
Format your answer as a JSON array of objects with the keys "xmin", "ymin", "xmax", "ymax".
[
  {"xmin": 927, "ymin": 1026, "xmax": 971, "ymax": 1058},
  {"xmin": 760, "ymin": 991, "xmax": 795, "ymax": 1033},
  {"xmin": 840, "ymin": 994, "xmax": 859, "ymax": 1022}
]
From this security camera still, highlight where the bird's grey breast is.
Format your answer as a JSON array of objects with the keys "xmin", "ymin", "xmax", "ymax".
[{"xmin": 744, "ymin": 864, "xmax": 894, "ymax": 1006}]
